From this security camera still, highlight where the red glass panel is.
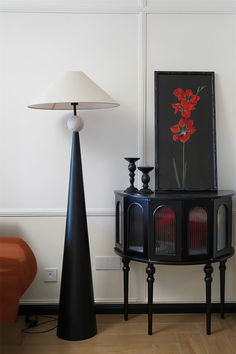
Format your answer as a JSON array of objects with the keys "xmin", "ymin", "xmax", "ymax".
[
  {"xmin": 154, "ymin": 206, "xmax": 176, "ymax": 256},
  {"xmin": 188, "ymin": 207, "xmax": 208, "ymax": 255}
]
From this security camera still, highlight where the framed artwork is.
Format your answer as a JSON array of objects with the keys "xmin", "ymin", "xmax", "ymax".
[{"xmin": 155, "ymin": 71, "xmax": 217, "ymax": 191}]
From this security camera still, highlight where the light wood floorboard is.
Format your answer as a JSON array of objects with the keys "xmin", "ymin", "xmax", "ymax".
[{"xmin": 1, "ymin": 313, "xmax": 236, "ymax": 353}]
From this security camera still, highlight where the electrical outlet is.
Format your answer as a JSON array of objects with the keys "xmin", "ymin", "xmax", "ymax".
[
  {"xmin": 95, "ymin": 256, "xmax": 121, "ymax": 270},
  {"xmin": 44, "ymin": 268, "xmax": 57, "ymax": 282}
]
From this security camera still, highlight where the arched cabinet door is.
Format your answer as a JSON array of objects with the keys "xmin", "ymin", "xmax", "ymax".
[
  {"xmin": 188, "ymin": 206, "xmax": 208, "ymax": 256},
  {"xmin": 154, "ymin": 206, "xmax": 176, "ymax": 256},
  {"xmin": 148, "ymin": 200, "xmax": 182, "ymax": 261},
  {"xmin": 127, "ymin": 203, "xmax": 144, "ymax": 254},
  {"xmin": 116, "ymin": 201, "xmax": 122, "ymax": 246},
  {"xmin": 115, "ymin": 195, "xmax": 124, "ymax": 252},
  {"xmin": 217, "ymin": 205, "xmax": 227, "ymax": 252},
  {"xmin": 214, "ymin": 198, "xmax": 232, "ymax": 258}
]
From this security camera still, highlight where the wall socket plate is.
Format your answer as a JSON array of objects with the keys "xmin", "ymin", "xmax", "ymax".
[
  {"xmin": 43, "ymin": 268, "xmax": 57, "ymax": 282},
  {"xmin": 95, "ymin": 256, "xmax": 121, "ymax": 270}
]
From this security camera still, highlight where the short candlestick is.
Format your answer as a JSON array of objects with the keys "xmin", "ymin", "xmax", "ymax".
[{"xmin": 138, "ymin": 166, "xmax": 154, "ymax": 195}]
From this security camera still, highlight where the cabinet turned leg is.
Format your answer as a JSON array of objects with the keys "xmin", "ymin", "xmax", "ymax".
[
  {"xmin": 122, "ymin": 257, "xmax": 130, "ymax": 321},
  {"xmin": 204, "ymin": 263, "xmax": 213, "ymax": 335},
  {"xmin": 146, "ymin": 263, "xmax": 155, "ymax": 335},
  {"xmin": 219, "ymin": 260, "xmax": 226, "ymax": 319}
]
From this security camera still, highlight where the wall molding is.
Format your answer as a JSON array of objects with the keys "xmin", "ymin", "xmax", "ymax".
[
  {"xmin": 0, "ymin": 0, "xmax": 235, "ymax": 14},
  {"xmin": 0, "ymin": 208, "xmax": 115, "ymax": 217},
  {"xmin": 0, "ymin": 0, "xmax": 139, "ymax": 14},
  {"xmin": 1, "ymin": 208, "xmax": 236, "ymax": 218},
  {"xmin": 146, "ymin": 0, "xmax": 236, "ymax": 14}
]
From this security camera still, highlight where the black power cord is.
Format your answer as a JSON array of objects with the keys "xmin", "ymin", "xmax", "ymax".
[{"xmin": 22, "ymin": 313, "xmax": 57, "ymax": 334}]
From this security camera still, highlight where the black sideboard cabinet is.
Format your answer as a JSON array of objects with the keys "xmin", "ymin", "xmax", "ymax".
[{"xmin": 114, "ymin": 190, "xmax": 234, "ymax": 335}]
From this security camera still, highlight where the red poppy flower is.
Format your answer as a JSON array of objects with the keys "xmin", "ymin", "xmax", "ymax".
[
  {"xmin": 173, "ymin": 134, "xmax": 179, "ymax": 142},
  {"xmin": 179, "ymin": 118, "xmax": 185, "ymax": 127},
  {"xmin": 170, "ymin": 119, "xmax": 196, "ymax": 143},
  {"xmin": 191, "ymin": 94, "xmax": 200, "ymax": 104},
  {"xmin": 173, "ymin": 88, "xmax": 184, "ymax": 101},
  {"xmin": 186, "ymin": 119, "xmax": 196, "ymax": 135},
  {"xmin": 187, "ymin": 119, "xmax": 194, "ymax": 127},
  {"xmin": 181, "ymin": 110, "xmax": 191, "ymax": 118},
  {"xmin": 171, "ymin": 87, "xmax": 202, "ymax": 144},
  {"xmin": 184, "ymin": 89, "xmax": 193, "ymax": 97},
  {"xmin": 179, "ymin": 134, "xmax": 191, "ymax": 143},
  {"xmin": 170, "ymin": 124, "xmax": 180, "ymax": 133},
  {"xmin": 172, "ymin": 103, "xmax": 181, "ymax": 114},
  {"xmin": 181, "ymin": 99, "xmax": 195, "ymax": 112}
]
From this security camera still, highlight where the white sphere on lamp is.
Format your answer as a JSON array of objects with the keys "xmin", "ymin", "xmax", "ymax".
[{"xmin": 67, "ymin": 115, "xmax": 84, "ymax": 132}]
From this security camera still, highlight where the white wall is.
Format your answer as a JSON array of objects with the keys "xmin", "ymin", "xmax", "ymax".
[{"xmin": 0, "ymin": 0, "xmax": 235, "ymax": 305}]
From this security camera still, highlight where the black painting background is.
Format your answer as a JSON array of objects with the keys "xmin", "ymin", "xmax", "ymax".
[{"xmin": 155, "ymin": 72, "xmax": 217, "ymax": 191}]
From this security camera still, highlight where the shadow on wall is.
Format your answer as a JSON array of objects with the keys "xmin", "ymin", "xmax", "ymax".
[{"xmin": 0, "ymin": 222, "xmax": 22, "ymax": 238}]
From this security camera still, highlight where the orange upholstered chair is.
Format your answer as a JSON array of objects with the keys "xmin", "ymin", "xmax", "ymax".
[{"xmin": 0, "ymin": 237, "xmax": 37, "ymax": 323}]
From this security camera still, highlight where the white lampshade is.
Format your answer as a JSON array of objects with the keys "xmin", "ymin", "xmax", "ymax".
[{"xmin": 28, "ymin": 71, "xmax": 119, "ymax": 110}]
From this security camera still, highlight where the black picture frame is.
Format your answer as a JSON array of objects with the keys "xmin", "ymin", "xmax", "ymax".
[{"xmin": 155, "ymin": 71, "xmax": 217, "ymax": 192}]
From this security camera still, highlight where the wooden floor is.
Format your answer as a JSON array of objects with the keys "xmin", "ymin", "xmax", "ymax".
[{"xmin": 1, "ymin": 313, "xmax": 236, "ymax": 353}]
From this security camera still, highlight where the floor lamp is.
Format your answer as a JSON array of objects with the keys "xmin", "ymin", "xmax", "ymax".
[{"xmin": 28, "ymin": 71, "xmax": 119, "ymax": 341}]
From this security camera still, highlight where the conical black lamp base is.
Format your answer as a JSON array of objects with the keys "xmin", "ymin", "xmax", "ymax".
[{"xmin": 57, "ymin": 132, "xmax": 97, "ymax": 341}]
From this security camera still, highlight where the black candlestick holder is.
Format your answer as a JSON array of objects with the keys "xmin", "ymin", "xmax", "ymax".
[
  {"xmin": 138, "ymin": 166, "xmax": 154, "ymax": 194},
  {"xmin": 124, "ymin": 157, "xmax": 140, "ymax": 194}
]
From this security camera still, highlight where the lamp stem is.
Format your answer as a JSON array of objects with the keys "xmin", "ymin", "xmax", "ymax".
[{"xmin": 71, "ymin": 102, "xmax": 78, "ymax": 116}]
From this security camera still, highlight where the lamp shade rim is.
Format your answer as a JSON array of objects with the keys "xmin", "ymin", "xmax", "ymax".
[{"xmin": 28, "ymin": 101, "xmax": 120, "ymax": 110}]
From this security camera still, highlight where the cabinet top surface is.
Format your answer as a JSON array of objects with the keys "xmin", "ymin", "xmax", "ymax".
[{"xmin": 114, "ymin": 190, "xmax": 234, "ymax": 200}]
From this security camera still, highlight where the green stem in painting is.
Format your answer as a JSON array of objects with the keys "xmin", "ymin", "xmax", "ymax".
[{"xmin": 173, "ymin": 158, "xmax": 180, "ymax": 189}]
